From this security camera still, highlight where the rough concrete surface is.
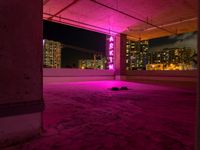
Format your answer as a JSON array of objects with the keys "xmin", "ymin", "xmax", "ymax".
[{"xmin": 4, "ymin": 81, "xmax": 196, "ymax": 150}]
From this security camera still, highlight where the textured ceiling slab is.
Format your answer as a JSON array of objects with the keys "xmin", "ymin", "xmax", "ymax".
[{"xmin": 43, "ymin": 0, "xmax": 198, "ymax": 40}]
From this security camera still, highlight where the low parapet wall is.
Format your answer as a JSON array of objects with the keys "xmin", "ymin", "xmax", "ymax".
[
  {"xmin": 43, "ymin": 69, "xmax": 197, "ymax": 89},
  {"xmin": 43, "ymin": 68, "xmax": 115, "ymax": 83},
  {"xmin": 125, "ymin": 70, "xmax": 197, "ymax": 89},
  {"xmin": 126, "ymin": 70, "xmax": 197, "ymax": 78},
  {"xmin": 126, "ymin": 70, "xmax": 197, "ymax": 81}
]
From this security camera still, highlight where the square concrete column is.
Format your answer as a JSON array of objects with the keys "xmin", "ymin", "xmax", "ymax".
[
  {"xmin": 0, "ymin": 0, "xmax": 44, "ymax": 148},
  {"xmin": 115, "ymin": 34, "xmax": 127, "ymax": 80}
]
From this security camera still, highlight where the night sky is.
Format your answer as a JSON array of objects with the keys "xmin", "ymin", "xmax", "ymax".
[
  {"xmin": 149, "ymin": 31, "xmax": 197, "ymax": 51},
  {"xmin": 43, "ymin": 20, "xmax": 106, "ymax": 67}
]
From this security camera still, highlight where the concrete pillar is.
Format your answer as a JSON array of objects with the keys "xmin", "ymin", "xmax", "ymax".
[
  {"xmin": 115, "ymin": 34, "xmax": 127, "ymax": 80},
  {"xmin": 0, "ymin": 0, "xmax": 44, "ymax": 148},
  {"xmin": 196, "ymin": 1, "xmax": 200, "ymax": 149}
]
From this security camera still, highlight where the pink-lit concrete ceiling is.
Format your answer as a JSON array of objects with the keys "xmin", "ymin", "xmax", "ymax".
[{"xmin": 43, "ymin": 0, "xmax": 198, "ymax": 40}]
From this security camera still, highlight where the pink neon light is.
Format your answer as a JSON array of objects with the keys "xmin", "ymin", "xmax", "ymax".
[
  {"xmin": 108, "ymin": 64, "xmax": 114, "ymax": 70},
  {"xmin": 109, "ymin": 43, "xmax": 114, "ymax": 50},
  {"xmin": 109, "ymin": 36, "xmax": 114, "ymax": 42},
  {"xmin": 109, "ymin": 50, "xmax": 113, "ymax": 56},
  {"xmin": 109, "ymin": 57, "xmax": 113, "ymax": 63},
  {"xmin": 108, "ymin": 35, "xmax": 114, "ymax": 70}
]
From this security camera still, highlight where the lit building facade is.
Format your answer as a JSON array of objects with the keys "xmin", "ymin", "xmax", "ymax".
[
  {"xmin": 79, "ymin": 35, "xmax": 115, "ymax": 70},
  {"xmin": 43, "ymin": 39, "xmax": 62, "ymax": 68},
  {"xmin": 126, "ymin": 40, "xmax": 149, "ymax": 70},
  {"xmin": 126, "ymin": 39, "xmax": 196, "ymax": 70},
  {"xmin": 79, "ymin": 56, "xmax": 106, "ymax": 70},
  {"xmin": 146, "ymin": 47, "xmax": 195, "ymax": 70}
]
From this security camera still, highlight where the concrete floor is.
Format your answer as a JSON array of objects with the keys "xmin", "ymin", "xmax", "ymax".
[{"xmin": 5, "ymin": 81, "xmax": 196, "ymax": 150}]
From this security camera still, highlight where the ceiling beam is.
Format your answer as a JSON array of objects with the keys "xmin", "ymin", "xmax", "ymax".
[
  {"xmin": 44, "ymin": 12, "xmax": 118, "ymax": 34},
  {"xmin": 48, "ymin": 0, "xmax": 79, "ymax": 20},
  {"xmin": 90, "ymin": 0, "xmax": 177, "ymax": 35},
  {"xmin": 43, "ymin": 0, "xmax": 51, "ymax": 6},
  {"xmin": 144, "ymin": 17, "xmax": 197, "ymax": 32},
  {"xmin": 43, "ymin": 12, "xmax": 140, "ymax": 40}
]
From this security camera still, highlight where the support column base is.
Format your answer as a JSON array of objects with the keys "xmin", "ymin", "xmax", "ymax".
[
  {"xmin": 0, "ymin": 112, "xmax": 42, "ymax": 148},
  {"xmin": 115, "ymin": 75, "xmax": 127, "ymax": 81}
]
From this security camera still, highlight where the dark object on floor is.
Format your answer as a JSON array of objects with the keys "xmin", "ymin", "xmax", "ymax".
[
  {"xmin": 111, "ymin": 87, "xmax": 119, "ymax": 91},
  {"xmin": 120, "ymin": 86, "xmax": 128, "ymax": 90}
]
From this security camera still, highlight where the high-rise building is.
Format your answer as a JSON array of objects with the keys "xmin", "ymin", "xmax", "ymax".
[
  {"xmin": 126, "ymin": 39, "xmax": 149, "ymax": 70},
  {"xmin": 126, "ymin": 40, "xmax": 196, "ymax": 71},
  {"xmin": 43, "ymin": 39, "xmax": 62, "ymax": 68}
]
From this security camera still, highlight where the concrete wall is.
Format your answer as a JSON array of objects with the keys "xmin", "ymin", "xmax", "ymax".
[
  {"xmin": 0, "ymin": 0, "xmax": 43, "ymax": 148},
  {"xmin": 127, "ymin": 70, "xmax": 196, "ymax": 78},
  {"xmin": 126, "ymin": 70, "xmax": 197, "ymax": 89},
  {"xmin": 43, "ymin": 68, "xmax": 115, "ymax": 83},
  {"xmin": 115, "ymin": 34, "xmax": 127, "ymax": 76},
  {"xmin": 43, "ymin": 68, "xmax": 196, "ymax": 88}
]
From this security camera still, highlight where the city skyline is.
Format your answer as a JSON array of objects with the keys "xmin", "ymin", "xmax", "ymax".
[
  {"xmin": 43, "ymin": 20, "xmax": 197, "ymax": 70},
  {"xmin": 44, "ymin": 20, "xmax": 107, "ymax": 68}
]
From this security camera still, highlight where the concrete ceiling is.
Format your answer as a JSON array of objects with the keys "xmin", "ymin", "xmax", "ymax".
[{"xmin": 43, "ymin": 0, "xmax": 198, "ymax": 40}]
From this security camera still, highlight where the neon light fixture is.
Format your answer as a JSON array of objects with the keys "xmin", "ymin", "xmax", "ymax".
[{"xmin": 108, "ymin": 35, "xmax": 115, "ymax": 70}]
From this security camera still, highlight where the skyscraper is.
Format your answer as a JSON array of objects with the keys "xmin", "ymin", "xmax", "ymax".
[
  {"xmin": 126, "ymin": 39, "xmax": 149, "ymax": 70},
  {"xmin": 43, "ymin": 39, "xmax": 62, "ymax": 68}
]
